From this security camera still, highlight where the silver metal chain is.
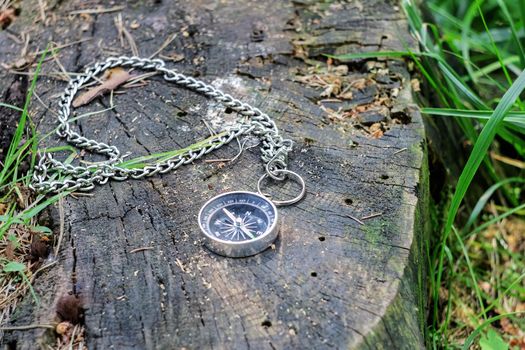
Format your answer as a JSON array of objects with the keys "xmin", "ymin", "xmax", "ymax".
[{"xmin": 31, "ymin": 56, "xmax": 294, "ymax": 193}]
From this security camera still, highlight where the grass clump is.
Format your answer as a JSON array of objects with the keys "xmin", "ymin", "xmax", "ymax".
[
  {"xmin": 403, "ymin": 0, "xmax": 525, "ymax": 348},
  {"xmin": 330, "ymin": 0, "xmax": 525, "ymax": 348},
  {"xmin": 0, "ymin": 48, "xmax": 60, "ymax": 327},
  {"xmin": 410, "ymin": 0, "xmax": 525, "ymax": 348}
]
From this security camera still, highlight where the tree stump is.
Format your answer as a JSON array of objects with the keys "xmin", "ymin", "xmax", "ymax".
[{"xmin": 1, "ymin": 0, "xmax": 429, "ymax": 349}]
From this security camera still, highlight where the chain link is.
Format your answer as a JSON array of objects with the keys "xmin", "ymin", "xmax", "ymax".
[{"xmin": 31, "ymin": 56, "xmax": 294, "ymax": 193}]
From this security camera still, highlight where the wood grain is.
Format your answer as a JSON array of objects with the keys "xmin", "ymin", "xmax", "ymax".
[{"xmin": 0, "ymin": 0, "xmax": 429, "ymax": 349}]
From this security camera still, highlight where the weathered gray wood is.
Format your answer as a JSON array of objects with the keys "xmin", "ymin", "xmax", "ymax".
[{"xmin": 1, "ymin": 0, "xmax": 429, "ymax": 349}]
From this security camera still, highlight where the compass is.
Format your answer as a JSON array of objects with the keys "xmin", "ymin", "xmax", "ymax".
[{"xmin": 198, "ymin": 191, "xmax": 279, "ymax": 257}]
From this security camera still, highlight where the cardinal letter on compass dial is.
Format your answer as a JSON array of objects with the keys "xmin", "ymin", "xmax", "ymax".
[{"xmin": 198, "ymin": 191, "xmax": 279, "ymax": 257}]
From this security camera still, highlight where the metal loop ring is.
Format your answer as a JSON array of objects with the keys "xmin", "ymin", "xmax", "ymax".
[
  {"xmin": 257, "ymin": 169, "xmax": 306, "ymax": 206},
  {"xmin": 265, "ymin": 161, "xmax": 286, "ymax": 181}
]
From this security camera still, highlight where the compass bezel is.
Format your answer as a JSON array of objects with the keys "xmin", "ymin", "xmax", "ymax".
[{"xmin": 198, "ymin": 191, "xmax": 280, "ymax": 257}]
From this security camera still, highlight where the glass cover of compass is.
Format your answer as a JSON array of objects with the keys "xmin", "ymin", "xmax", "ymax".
[{"xmin": 198, "ymin": 191, "xmax": 279, "ymax": 257}]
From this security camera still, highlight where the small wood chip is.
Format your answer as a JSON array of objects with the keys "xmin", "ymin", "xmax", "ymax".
[
  {"xmin": 159, "ymin": 53, "xmax": 185, "ymax": 62},
  {"xmin": 72, "ymin": 67, "xmax": 131, "ymax": 107},
  {"xmin": 56, "ymin": 321, "xmax": 72, "ymax": 335}
]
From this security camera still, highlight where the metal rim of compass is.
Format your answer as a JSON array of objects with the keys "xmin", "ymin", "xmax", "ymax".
[{"xmin": 198, "ymin": 191, "xmax": 280, "ymax": 258}]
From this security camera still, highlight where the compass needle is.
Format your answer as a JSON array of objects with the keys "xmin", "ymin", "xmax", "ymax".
[
  {"xmin": 240, "ymin": 225, "xmax": 255, "ymax": 240},
  {"xmin": 222, "ymin": 208, "xmax": 238, "ymax": 223}
]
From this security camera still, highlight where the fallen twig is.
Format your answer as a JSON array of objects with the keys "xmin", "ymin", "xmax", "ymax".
[
  {"xmin": 114, "ymin": 13, "xmax": 138, "ymax": 56},
  {"xmin": 0, "ymin": 323, "xmax": 56, "ymax": 331},
  {"xmin": 149, "ymin": 33, "xmax": 178, "ymax": 59},
  {"xmin": 69, "ymin": 6, "xmax": 125, "ymax": 15},
  {"xmin": 130, "ymin": 247, "xmax": 154, "ymax": 254},
  {"xmin": 33, "ymin": 38, "xmax": 92, "ymax": 55},
  {"xmin": 348, "ymin": 214, "xmax": 365, "ymax": 225},
  {"xmin": 360, "ymin": 212, "xmax": 383, "ymax": 221},
  {"xmin": 54, "ymin": 197, "xmax": 65, "ymax": 258},
  {"xmin": 393, "ymin": 147, "xmax": 407, "ymax": 155},
  {"xmin": 37, "ymin": 0, "xmax": 46, "ymax": 24}
]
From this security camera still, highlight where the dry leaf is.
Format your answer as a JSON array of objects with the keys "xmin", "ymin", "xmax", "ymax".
[
  {"xmin": 508, "ymin": 337, "xmax": 525, "ymax": 349},
  {"xmin": 15, "ymin": 184, "xmax": 30, "ymax": 209},
  {"xmin": 500, "ymin": 318, "xmax": 520, "ymax": 336},
  {"xmin": 72, "ymin": 67, "xmax": 131, "ymax": 107},
  {"xmin": 355, "ymin": 105, "xmax": 368, "ymax": 113},
  {"xmin": 369, "ymin": 123, "xmax": 384, "ymax": 138}
]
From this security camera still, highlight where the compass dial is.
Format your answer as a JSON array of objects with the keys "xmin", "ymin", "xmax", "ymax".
[{"xmin": 198, "ymin": 192, "xmax": 279, "ymax": 257}]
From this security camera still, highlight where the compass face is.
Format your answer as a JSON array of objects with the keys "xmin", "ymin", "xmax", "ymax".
[{"xmin": 198, "ymin": 191, "xmax": 279, "ymax": 257}]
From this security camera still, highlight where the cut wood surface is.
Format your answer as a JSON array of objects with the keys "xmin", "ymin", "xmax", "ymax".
[{"xmin": 0, "ymin": 0, "xmax": 429, "ymax": 349}]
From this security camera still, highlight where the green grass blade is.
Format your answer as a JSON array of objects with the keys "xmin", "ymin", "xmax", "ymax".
[
  {"xmin": 117, "ymin": 132, "xmax": 228, "ymax": 169},
  {"xmin": 422, "ymin": 108, "xmax": 525, "ymax": 129},
  {"xmin": 20, "ymin": 193, "xmax": 66, "ymax": 221},
  {"xmin": 497, "ymin": 126, "xmax": 525, "ymax": 158},
  {"xmin": 465, "ymin": 203, "xmax": 525, "ymax": 240},
  {"xmin": 496, "ymin": 0, "xmax": 525, "ymax": 69},
  {"xmin": 435, "ymin": 69, "xmax": 525, "ymax": 329},
  {"xmin": 444, "ymin": 69, "xmax": 525, "ymax": 236},
  {"xmin": 21, "ymin": 271, "xmax": 40, "ymax": 305},
  {"xmin": 477, "ymin": 2, "xmax": 515, "ymax": 89},
  {"xmin": 437, "ymin": 60, "xmax": 487, "ymax": 109},
  {"xmin": 0, "ymin": 102, "xmax": 24, "ymax": 112},
  {"xmin": 521, "ymin": 2, "xmax": 525, "ymax": 50},
  {"xmin": 461, "ymin": 312, "xmax": 523, "ymax": 350},
  {"xmin": 461, "ymin": 0, "xmax": 483, "ymax": 85},
  {"xmin": 465, "ymin": 177, "xmax": 525, "ymax": 230},
  {"xmin": 0, "ymin": 46, "xmax": 49, "ymax": 186},
  {"xmin": 470, "ymin": 55, "xmax": 521, "ymax": 81},
  {"xmin": 452, "ymin": 227, "xmax": 486, "ymax": 319},
  {"xmin": 480, "ymin": 273, "xmax": 525, "ymax": 317},
  {"xmin": 325, "ymin": 51, "xmax": 423, "ymax": 61}
]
